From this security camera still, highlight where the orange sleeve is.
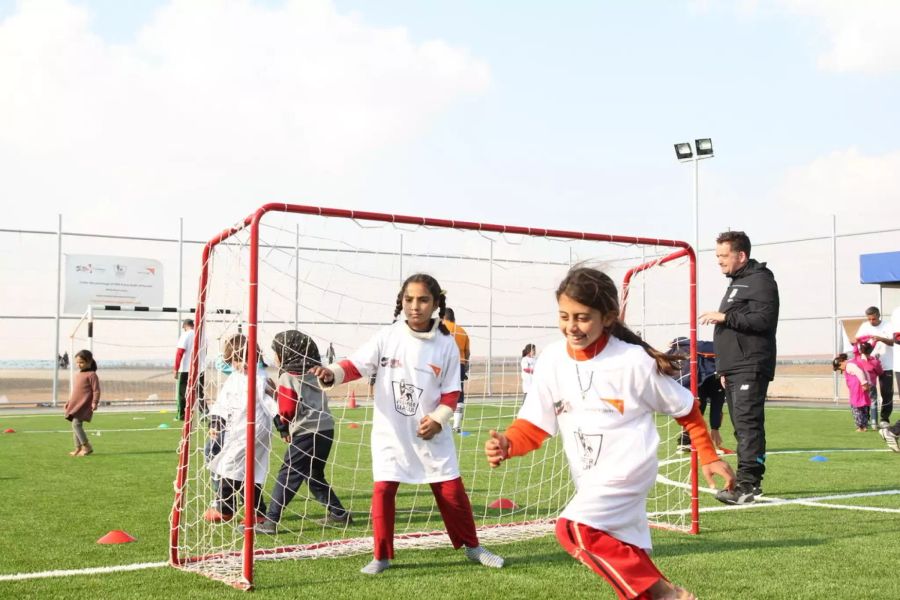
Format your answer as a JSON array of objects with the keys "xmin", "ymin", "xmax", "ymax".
[
  {"xmin": 675, "ymin": 401, "xmax": 719, "ymax": 465},
  {"xmin": 505, "ymin": 418, "xmax": 551, "ymax": 458}
]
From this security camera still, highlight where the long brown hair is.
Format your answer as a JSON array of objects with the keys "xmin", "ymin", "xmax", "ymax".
[
  {"xmin": 393, "ymin": 273, "xmax": 450, "ymax": 335},
  {"xmin": 555, "ymin": 266, "xmax": 680, "ymax": 375}
]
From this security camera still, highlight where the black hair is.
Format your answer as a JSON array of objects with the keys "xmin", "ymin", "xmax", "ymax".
[
  {"xmin": 74, "ymin": 349, "xmax": 97, "ymax": 372},
  {"xmin": 556, "ymin": 266, "xmax": 680, "ymax": 375},
  {"xmin": 716, "ymin": 230, "xmax": 751, "ymax": 257},
  {"xmin": 393, "ymin": 273, "xmax": 450, "ymax": 335},
  {"xmin": 522, "ymin": 343, "xmax": 536, "ymax": 357},
  {"xmin": 832, "ymin": 353, "xmax": 849, "ymax": 371}
]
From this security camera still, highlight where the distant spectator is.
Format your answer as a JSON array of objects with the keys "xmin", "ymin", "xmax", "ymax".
[
  {"xmin": 64, "ymin": 349, "xmax": 100, "ymax": 457},
  {"xmin": 443, "ymin": 307, "xmax": 471, "ymax": 433},
  {"xmin": 520, "ymin": 344, "xmax": 536, "ymax": 394},
  {"xmin": 174, "ymin": 318, "xmax": 206, "ymax": 419},
  {"xmin": 853, "ymin": 307, "xmax": 894, "ymax": 428}
]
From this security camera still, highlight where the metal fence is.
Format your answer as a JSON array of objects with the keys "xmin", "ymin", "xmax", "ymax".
[{"xmin": 1, "ymin": 213, "xmax": 898, "ymax": 408}]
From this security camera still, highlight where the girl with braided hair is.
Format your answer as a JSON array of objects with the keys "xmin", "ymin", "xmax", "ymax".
[{"xmin": 311, "ymin": 273, "xmax": 503, "ymax": 575}]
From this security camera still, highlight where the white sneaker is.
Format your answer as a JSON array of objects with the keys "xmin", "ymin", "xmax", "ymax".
[
  {"xmin": 465, "ymin": 545, "xmax": 504, "ymax": 568},
  {"xmin": 879, "ymin": 421, "xmax": 891, "ymax": 430},
  {"xmin": 879, "ymin": 427, "xmax": 900, "ymax": 453}
]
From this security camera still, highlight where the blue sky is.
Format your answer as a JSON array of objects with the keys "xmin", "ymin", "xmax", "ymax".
[
  {"xmin": 1, "ymin": 0, "xmax": 900, "ymax": 361},
  {"xmin": 1, "ymin": 0, "xmax": 898, "ymax": 244}
]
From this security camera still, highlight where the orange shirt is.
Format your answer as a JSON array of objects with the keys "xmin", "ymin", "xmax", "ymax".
[{"xmin": 443, "ymin": 319, "xmax": 470, "ymax": 365}]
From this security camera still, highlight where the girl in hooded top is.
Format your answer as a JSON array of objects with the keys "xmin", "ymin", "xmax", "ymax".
[
  {"xmin": 255, "ymin": 330, "xmax": 351, "ymax": 534},
  {"xmin": 311, "ymin": 273, "xmax": 503, "ymax": 575},
  {"xmin": 485, "ymin": 267, "xmax": 735, "ymax": 600}
]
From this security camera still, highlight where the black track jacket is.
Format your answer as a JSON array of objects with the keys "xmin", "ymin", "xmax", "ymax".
[{"xmin": 713, "ymin": 259, "xmax": 779, "ymax": 380}]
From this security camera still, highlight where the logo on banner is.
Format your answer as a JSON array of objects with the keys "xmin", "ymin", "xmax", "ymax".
[
  {"xmin": 392, "ymin": 379, "xmax": 423, "ymax": 416},
  {"xmin": 574, "ymin": 428, "xmax": 603, "ymax": 470}
]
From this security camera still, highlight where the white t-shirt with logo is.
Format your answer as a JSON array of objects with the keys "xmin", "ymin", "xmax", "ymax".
[
  {"xmin": 207, "ymin": 370, "xmax": 276, "ymax": 484},
  {"xmin": 521, "ymin": 355, "xmax": 536, "ymax": 393},
  {"xmin": 855, "ymin": 319, "xmax": 894, "ymax": 370},
  {"xmin": 346, "ymin": 320, "xmax": 462, "ymax": 484},
  {"xmin": 518, "ymin": 336, "xmax": 694, "ymax": 550}
]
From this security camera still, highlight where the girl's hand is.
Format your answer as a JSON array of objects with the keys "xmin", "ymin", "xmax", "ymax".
[
  {"xmin": 309, "ymin": 366, "xmax": 335, "ymax": 384},
  {"xmin": 485, "ymin": 430, "xmax": 510, "ymax": 467},
  {"xmin": 701, "ymin": 459, "xmax": 736, "ymax": 491},
  {"xmin": 417, "ymin": 416, "xmax": 441, "ymax": 440}
]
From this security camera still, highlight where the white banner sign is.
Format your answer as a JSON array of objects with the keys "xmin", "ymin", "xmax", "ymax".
[{"xmin": 64, "ymin": 254, "xmax": 164, "ymax": 314}]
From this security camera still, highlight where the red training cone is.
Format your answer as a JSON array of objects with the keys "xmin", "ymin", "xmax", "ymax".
[
  {"xmin": 3, "ymin": 428, "xmax": 15, "ymax": 434},
  {"xmin": 489, "ymin": 498, "xmax": 517, "ymax": 510},
  {"xmin": 348, "ymin": 390, "xmax": 357, "ymax": 409},
  {"xmin": 97, "ymin": 530, "xmax": 137, "ymax": 544},
  {"xmin": 347, "ymin": 423, "xmax": 360, "ymax": 429}
]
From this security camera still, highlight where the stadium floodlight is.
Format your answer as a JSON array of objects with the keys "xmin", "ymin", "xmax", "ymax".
[
  {"xmin": 674, "ymin": 142, "xmax": 693, "ymax": 160},
  {"xmin": 695, "ymin": 138, "xmax": 714, "ymax": 156},
  {"xmin": 674, "ymin": 138, "xmax": 714, "ymax": 314}
]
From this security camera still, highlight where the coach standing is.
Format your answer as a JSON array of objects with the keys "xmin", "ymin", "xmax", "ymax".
[{"xmin": 700, "ymin": 231, "xmax": 779, "ymax": 505}]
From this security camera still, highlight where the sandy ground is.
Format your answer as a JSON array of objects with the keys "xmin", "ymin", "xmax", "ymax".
[{"xmin": 0, "ymin": 362, "xmax": 874, "ymax": 409}]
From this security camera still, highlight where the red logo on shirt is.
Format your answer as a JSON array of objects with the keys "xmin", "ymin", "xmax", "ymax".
[{"xmin": 428, "ymin": 364, "xmax": 442, "ymax": 377}]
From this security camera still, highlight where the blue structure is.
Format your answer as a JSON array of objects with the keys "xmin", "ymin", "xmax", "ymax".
[{"xmin": 860, "ymin": 251, "xmax": 900, "ymax": 285}]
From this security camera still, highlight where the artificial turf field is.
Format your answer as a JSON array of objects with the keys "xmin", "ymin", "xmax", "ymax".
[{"xmin": 1, "ymin": 404, "xmax": 898, "ymax": 599}]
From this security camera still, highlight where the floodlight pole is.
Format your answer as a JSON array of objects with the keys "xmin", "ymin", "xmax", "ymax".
[{"xmin": 692, "ymin": 155, "xmax": 700, "ymax": 302}]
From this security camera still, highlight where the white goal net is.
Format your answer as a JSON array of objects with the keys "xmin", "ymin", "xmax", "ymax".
[{"xmin": 169, "ymin": 204, "xmax": 700, "ymax": 589}]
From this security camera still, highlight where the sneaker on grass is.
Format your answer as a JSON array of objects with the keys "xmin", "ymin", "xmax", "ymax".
[
  {"xmin": 715, "ymin": 483, "xmax": 756, "ymax": 505},
  {"xmin": 255, "ymin": 519, "xmax": 277, "ymax": 534},
  {"xmin": 879, "ymin": 427, "xmax": 900, "ymax": 453},
  {"xmin": 316, "ymin": 511, "xmax": 354, "ymax": 526},
  {"xmin": 465, "ymin": 545, "xmax": 504, "ymax": 568}
]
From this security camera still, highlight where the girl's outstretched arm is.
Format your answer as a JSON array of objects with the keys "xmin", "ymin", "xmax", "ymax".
[{"xmin": 485, "ymin": 419, "xmax": 550, "ymax": 467}]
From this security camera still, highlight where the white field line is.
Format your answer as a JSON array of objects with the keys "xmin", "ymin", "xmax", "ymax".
[
  {"xmin": 0, "ymin": 561, "xmax": 168, "ymax": 582},
  {"xmin": 2, "ymin": 442, "xmax": 895, "ymax": 582}
]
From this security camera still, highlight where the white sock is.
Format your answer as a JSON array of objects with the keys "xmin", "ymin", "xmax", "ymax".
[
  {"xmin": 453, "ymin": 406, "xmax": 464, "ymax": 430},
  {"xmin": 465, "ymin": 545, "xmax": 504, "ymax": 568},
  {"xmin": 360, "ymin": 558, "xmax": 391, "ymax": 575}
]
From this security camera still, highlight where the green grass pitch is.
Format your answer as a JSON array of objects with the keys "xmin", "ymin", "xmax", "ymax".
[{"xmin": 1, "ymin": 405, "xmax": 898, "ymax": 599}]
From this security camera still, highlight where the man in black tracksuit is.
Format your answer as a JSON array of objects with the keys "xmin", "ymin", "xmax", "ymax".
[{"xmin": 700, "ymin": 231, "xmax": 779, "ymax": 505}]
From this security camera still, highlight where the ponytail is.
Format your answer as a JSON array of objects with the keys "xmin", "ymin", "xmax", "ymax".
[{"xmin": 609, "ymin": 320, "xmax": 680, "ymax": 376}]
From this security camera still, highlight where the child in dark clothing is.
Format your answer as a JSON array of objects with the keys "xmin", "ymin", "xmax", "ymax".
[{"xmin": 256, "ymin": 330, "xmax": 351, "ymax": 534}]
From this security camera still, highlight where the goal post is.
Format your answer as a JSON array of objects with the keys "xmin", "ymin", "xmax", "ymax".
[{"xmin": 169, "ymin": 203, "xmax": 699, "ymax": 589}]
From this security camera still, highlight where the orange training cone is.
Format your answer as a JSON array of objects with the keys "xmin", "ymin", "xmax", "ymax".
[
  {"xmin": 3, "ymin": 428, "xmax": 14, "ymax": 434},
  {"xmin": 489, "ymin": 498, "xmax": 517, "ymax": 510},
  {"xmin": 348, "ymin": 390, "xmax": 357, "ymax": 409},
  {"xmin": 348, "ymin": 423, "xmax": 360, "ymax": 429},
  {"xmin": 97, "ymin": 530, "xmax": 137, "ymax": 544}
]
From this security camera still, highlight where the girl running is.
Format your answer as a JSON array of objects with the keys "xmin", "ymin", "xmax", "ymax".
[{"xmin": 485, "ymin": 266, "xmax": 735, "ymax": 600}]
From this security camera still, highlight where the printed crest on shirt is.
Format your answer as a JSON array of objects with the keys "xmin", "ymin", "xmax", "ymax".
[
  {"xmin": 392, "ymin": 379, "xmax": 422, "ymax": 416},
  {"xmin": 574, "ymin": 428, "xmax": 603, "ymax": 470}
]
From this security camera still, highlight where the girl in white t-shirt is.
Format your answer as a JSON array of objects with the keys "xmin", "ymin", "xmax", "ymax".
[
  {"xmin": 485, "ymin": 267, "xmax": 735, "ymax": 600},
  {"xmin": 312, "ymin": 273, "xmax": 503, "ymax": 575},
  {"xmin": 204, "ymin": 334, "xmax": 276, "ymax": 524},
  {"xmin": 520, "ymin": 343, "xmax": 536, "ymax": 393}
]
